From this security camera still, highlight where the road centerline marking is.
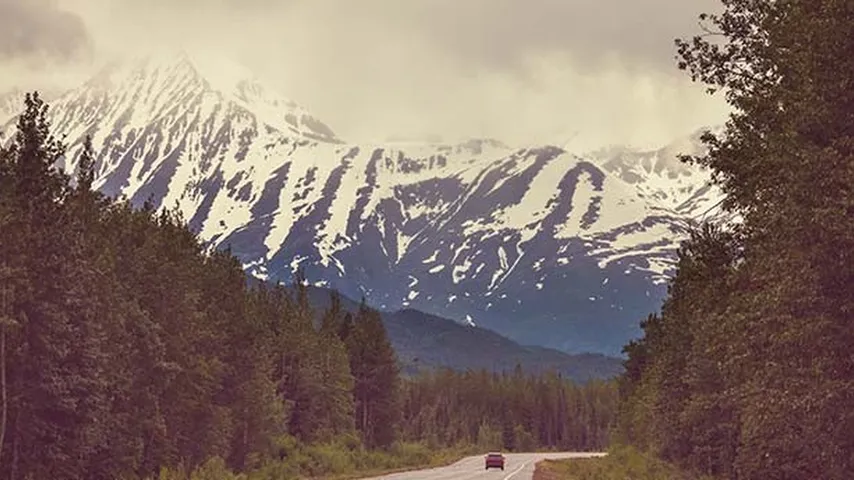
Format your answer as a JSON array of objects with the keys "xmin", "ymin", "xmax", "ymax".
[{"xmin": 502, "ymin": 461, "xmax": 528, "ymax": 480}]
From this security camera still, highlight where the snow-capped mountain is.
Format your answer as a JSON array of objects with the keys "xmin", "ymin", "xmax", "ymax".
[
  {"xmin": 1, "ymin": 89, "xmax": 26, "ymax": 127},
  {"xmin": 0, "ymin": 52, "xmax": 723, "ymax": 355},
  {"xmin": 1, "ymin": 88, "xmax": 66, "ymax": 127},
  {"xmin": 591, "ymin": 128, "xmax": 727, "ymax": 221}
]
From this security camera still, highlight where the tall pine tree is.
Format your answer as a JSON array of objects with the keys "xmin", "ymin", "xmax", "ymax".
[{"xmin": 346, "ymin": 301, "xmax": 400, "ymax": 449}]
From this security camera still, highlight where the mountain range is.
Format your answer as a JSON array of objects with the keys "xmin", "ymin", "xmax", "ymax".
[{"xmin": 0, "ymin": 51, "xmax": 723, "ymax": 356}]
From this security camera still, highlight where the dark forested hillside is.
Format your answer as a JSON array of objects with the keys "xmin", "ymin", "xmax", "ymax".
[
  {"xmin": 296, "ymin": 285, "xmax": 623, "ymax": 381},
  {"xmin": 614, "ymin": 1, "xmax": 854, "ymax": 479},
  {"xmin": 383, "ymin": 309, "xmax": 621, "ymax": 381},
  {"xmin": 0, "ymin": 93, "xmax": 617, "ymax": 480}
]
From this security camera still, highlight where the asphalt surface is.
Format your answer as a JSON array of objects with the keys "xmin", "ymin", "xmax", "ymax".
[{"xmin": 360, "ymin": 452, "xmax": 607, "ymax": 480}]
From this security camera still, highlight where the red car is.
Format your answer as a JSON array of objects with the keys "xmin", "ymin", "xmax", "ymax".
[{"xmin": 485, "ymin": 452, "xmax": 505, "ymax": 470}]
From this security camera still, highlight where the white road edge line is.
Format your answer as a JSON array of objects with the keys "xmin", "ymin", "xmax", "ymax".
[{"xmin": 502, "ymin": 461, "xmax": 528, "ymax": 480}]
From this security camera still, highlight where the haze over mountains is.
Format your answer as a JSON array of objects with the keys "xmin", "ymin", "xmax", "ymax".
[{"xmin": 0, "ymin": 51, "xmax": 723, "ymax": 356}]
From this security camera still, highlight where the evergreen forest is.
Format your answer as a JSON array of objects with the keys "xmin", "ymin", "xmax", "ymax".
[
  {"xmin": 0, "ymin": 94, "xmax": 616, "ymax": 479},
  {"xmin": 613, "ymin": 1, "xmax": 854, "ymax": 479}
]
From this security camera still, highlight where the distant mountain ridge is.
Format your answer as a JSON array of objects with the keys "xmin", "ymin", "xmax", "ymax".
[
  {"xmin": 297, "ymin": 284, "xmax": 623, "ymax": 382},
  {"xmin": 0, "ymin": 51, "xmax": 724, "ymax": 356}
]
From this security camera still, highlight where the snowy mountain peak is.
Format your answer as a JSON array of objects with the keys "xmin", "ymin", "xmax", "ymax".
[
  {"xmin": 91, "ymin": 49, "xmax": 262, "ymax": 101},
  {"xmin": 586, "ymin": 128, "xmax": 722, "ymax": 220},
  {"xmin": 81, "ymin": 50, "xmax": 341, "ymax": 145},
  {"xmin": 2, "ymin": 54, "xmax": 726, "ymax": 355}
]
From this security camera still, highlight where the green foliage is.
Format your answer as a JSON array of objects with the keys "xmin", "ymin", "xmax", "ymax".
[
  {"xmin": 533, "ymin": 446, "xmax": 714, "ymax": 480},
  {"xmin": 617, "ymin": 1, "xmax": 854, "ymax": 479},
  {"xmin": 0, "ymin": 91, "xmax": 619, "ymax": 479},
  {"xmin": 398, "ymin": 368, "xmax": 616, "ymax": 452},
  {"xmin": 156, "ymin": 439, "xmax": 472, "ymax": 480},
  {"xmin": 344, "ymin": 300, "xmax": 401, "ymax": 449},
  {"xmin": 0, "ymin": 92, "xmax": 365, "ymax": 480}
]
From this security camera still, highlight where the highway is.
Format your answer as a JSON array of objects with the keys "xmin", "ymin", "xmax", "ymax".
[{"xmin": 359, "ymin": 452, "xmax": 607, "ymax": 480}]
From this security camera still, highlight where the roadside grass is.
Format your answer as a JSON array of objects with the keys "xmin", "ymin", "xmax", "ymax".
[
  {"xmin": 154, "ymin": 439, "xmax": 477, "ymax": 480},
  {"xmin": 532, "ymin": 446, "xmax": 717, "ymax": 480}
]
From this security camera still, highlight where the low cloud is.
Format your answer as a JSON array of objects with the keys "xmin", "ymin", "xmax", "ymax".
[
  {"xmin": 3, "ymin": 0, "xmax": 730, "ymax": 148},
  {"xmin": 0, "ymin": 0, "xmax": 91, "ymax": 62}
]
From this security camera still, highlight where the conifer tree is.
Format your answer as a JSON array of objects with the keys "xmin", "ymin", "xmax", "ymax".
[
  {"xmin": 315, "ymin": 292, "xmax": 355, "ymax": 439},
  {"xmin": 348, "ymin": 301, "xmax": 400, "ymax": 449},
  {"xmin": 617, "ymin": 1, "xmax": 854, "ymax": 477},
  {"xmin": 0, "ymin": 92, "xmax": 111, "ymax": 480}
]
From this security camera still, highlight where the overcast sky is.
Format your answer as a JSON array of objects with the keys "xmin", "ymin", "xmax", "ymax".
[{"xmin": 1, "ymin": 0, "xmax": 730, "ymax": 149}]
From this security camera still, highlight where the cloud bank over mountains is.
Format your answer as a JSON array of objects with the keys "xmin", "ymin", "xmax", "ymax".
[{"xmin": 2, "ymin": 0, "xmax": 729, "ymax": 150}]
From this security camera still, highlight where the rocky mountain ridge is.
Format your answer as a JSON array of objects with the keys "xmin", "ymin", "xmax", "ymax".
[{"xmin": 0, "ymin": 51, "xmax": 723, "ymax": 355}]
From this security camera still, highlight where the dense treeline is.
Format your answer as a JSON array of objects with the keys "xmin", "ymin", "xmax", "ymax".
[
  {"xmin": 0, "ymin": 93, "xmax": 392, "ymax": 479},
  {"xmin": 0, "ymin": 93, "xmax": 617, "ymax": 480},
  {"xmin": 616, "ymin": 1, "xmax": 854, "ymax": 479},
  {"xmin": 400, "ymin": 367, "xmax": 615, "ymax": 452}
]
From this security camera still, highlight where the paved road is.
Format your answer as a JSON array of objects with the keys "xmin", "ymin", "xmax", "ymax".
[{"xmin": 360, "ymin": 452, "xmax": 607, "ymax": 480}]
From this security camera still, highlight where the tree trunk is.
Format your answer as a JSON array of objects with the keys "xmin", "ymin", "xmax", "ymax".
[
  {"xmin": 0, "ymin": 283, "xmax": 7, "ymax": 467},
  {"xmin": 11, "ymin": 405, "xmax": 19, "ymax": 480},
  {"xmin": 0, "ymin": 324, "xmax": 6, "ymax": 466},
  {"xmin": 361, "ymin": 397, "xmax": 369, "ymax": 444}
]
